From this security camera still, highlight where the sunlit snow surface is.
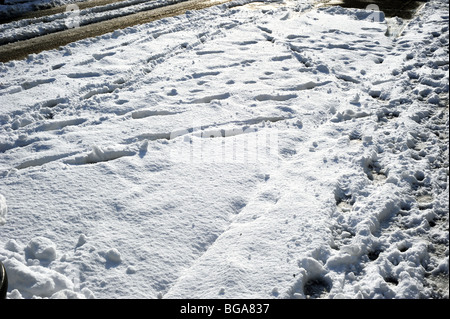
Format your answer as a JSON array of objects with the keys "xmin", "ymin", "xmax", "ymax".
[{"xmin": 0, "ymin": 0, "xmax": 448, "ymax": 299}]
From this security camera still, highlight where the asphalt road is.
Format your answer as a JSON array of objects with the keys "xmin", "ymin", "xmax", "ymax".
[
  {"xmin": 0, "ymin": 0, "xmax": 129, "ymax": 24},
  {"xmin": 0, "ymin": 0, "xmax": 232, "ymax": 62}
]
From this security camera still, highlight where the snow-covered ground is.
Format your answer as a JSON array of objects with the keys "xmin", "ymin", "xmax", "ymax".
[{"xmin": 0, "ymin": 0, "xmax": 448, "ymax": 299}]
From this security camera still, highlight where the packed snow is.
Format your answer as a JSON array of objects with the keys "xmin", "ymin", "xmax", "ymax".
[{"xmin": 0, "ymin": 0, "xmax": 448, "ymax": 299}]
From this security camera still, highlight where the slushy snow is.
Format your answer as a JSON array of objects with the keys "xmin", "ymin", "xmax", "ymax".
[{"xmin": 0, "ymin": 0, "xmax": 448, "ymax": 299}]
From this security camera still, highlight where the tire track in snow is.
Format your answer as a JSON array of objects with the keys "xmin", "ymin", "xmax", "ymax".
[
  {"xmin": 0, "ymin": 0, "xmax": 233, "ymax": 62},
  {"xmin": 0, "ymin": 3, "xmax": 249, "ymax": 168},
  {"xmin": 0, "ymin": 0, "xmax": 190, "ymax": 46},
  {"xmin": 125, "ymin": 115, "xmax": 292, "ymax": 143},
  {"xmin": 0, "ymin": 0, "xmax": 136, "ymax": 24},
  {"xmin": 6, "ymin": 114, "xmax": 291, "ymax": 171},
  {"xmin": 0, "ymin": 0, "xmax": 334, "ymax": 62},
  {"xmin": 165, "ymin": 160, "xmax": 284, "ymax": 298},
  {"xmin": 2, "ymin": 1, "xmax": 335, "ymax": 176}
]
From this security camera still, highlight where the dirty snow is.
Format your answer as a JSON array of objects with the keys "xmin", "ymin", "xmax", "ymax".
[
  {"xmin": 0, "ymin": 0, "xmax": 191, "ymax": 45},
  {"xmin": 0, "ymin": 0, "xmax": 87, "ymax": 19},
  {"xmin": 0, "ymin": 0, "xmax": 448, "ymax": 299}
]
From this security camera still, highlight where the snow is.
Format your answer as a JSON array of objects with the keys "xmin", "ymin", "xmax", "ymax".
[
  {"xmin": 0, "ymin": 0, "xmax": 191, "ymax": 45},
  {"xmin": 0, "ymin": 0, "xmax": 83, "ymax": 20},
  {"xmin": 0, "ymin": 0, "xmax": 448, "ymax": 299}
]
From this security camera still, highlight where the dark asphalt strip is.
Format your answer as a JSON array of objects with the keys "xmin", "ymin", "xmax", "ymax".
[
  {"xmin": 0, "ymin": 0, "xmax": 135, "ymax": 24},
  {"xmin": 0, "ymin": 0, "xmax": 231, "ymax": 63}
]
